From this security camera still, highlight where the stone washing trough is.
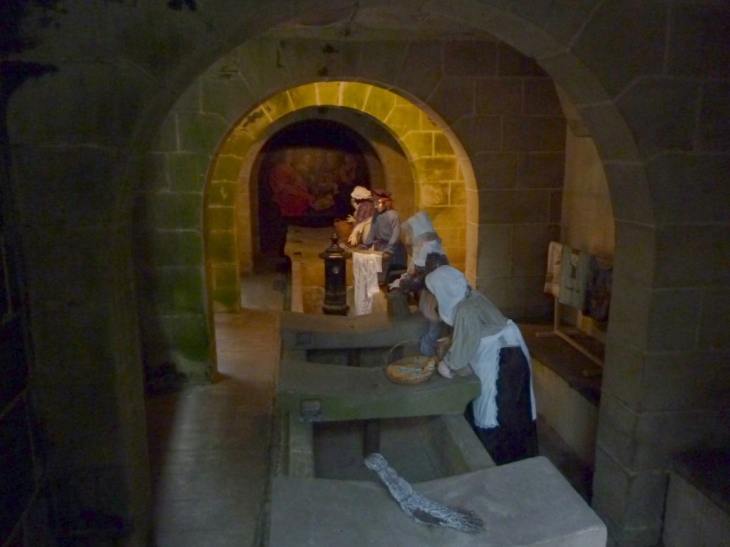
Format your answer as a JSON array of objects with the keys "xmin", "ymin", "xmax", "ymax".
[{"xmin": 271, "ymin": 310, "xmax": 607, "ymax": 546}]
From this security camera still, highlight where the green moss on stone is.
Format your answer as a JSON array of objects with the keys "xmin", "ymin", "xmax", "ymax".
[
  {"xmin": 206, "ymin": 206, "xmax": 235, "ymax": 231},
  {"xmin": 153, "ymin": 268, "xmax": 205, "ymax": 314},
  {"xmin": 220, "ymin": 127, "xmax": 254, "ymax": 155},
  {"xmin": 202, "ymin": 77, "xmax": 253, "ymax": 122},
  {"xmin": 148, "ymin": 193, "xmax": 203, "ymax": 230},
  {"xmin": 263, "ymin": 92, "xmax": 295, "ymax": 122},
  {"xmin": 211, "ymin": 155, "xmax": 242, "ymax": 182},
  {"xmin": 239, "ymin": 108, "xmax": 271, "ymax": 139},
  {"xmin": 213, "ymin": 287, "xmax": 240, "ymax": 312},
  {"xmin": 213, "ymin": 264, "xmax": 238, "ymax": 290},
  {"xmin": 177, "ymin": 111, "xmax": 228, "ymax": 155},
  {"xmin": 206, "ymin": 181, "xmax": 237, "ymax": 207},
  {"xmin": 169, "ymin": 314, "xmax": 211, "ymax": 364},
  {"xmin": 168, "ymin": 153, "xmax": 204, "ymax": 192},
  {"xmin": 206, "ymin": 230, "xmax": 237, "ymax": 263},
  {"xmin": 149, "ymin": 231, "xmax": 204, "ymax": 267}
]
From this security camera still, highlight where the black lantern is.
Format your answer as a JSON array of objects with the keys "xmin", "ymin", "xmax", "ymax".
[{"xmin": 319, "ymin": 233, "xmax": 351, "ymax": 315}]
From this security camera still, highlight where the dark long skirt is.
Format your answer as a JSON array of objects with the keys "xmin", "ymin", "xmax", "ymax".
[{"xmin": 465, "ymin": 346, "xmax": 538, "ymax": 465}]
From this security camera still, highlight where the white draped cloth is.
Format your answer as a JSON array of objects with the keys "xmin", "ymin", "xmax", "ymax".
[
  {"xmin": 469, "ymin": 320, "xmax": 536, "ymax": 428},
  {"xmin": 352, "ymin": 251, "xmax": 382, "ymax": 315},
  {"xmin": 544, "ymin": 240, "xmax": 563, "ymax": 297}
]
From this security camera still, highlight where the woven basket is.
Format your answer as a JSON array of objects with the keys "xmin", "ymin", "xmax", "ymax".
[{"xmin": 384, "ymin": 340, "xmax": 436, "ymax": 385}]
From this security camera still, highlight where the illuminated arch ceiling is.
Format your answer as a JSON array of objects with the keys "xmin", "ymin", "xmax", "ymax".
[{"xmin": 205, "ymin": 81, "xmax": 476, "ymax": 311}]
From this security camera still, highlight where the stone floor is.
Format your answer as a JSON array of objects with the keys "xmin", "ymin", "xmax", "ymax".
[
  {"xmin": 145, "ymin": 270, "xmax": 594, "ymax": 546},
  {"xmin": 146, "ymin": 293, "xmax": 280, "ymax": 546}
]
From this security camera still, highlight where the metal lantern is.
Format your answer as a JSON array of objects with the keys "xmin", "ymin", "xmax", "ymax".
[{"xmin": 318, "ymin": 233, "xmax": 351, "ymax": 315}]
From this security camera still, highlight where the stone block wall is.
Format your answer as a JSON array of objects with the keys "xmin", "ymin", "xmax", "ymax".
[
  {"xmin": 139, "ymin": 36, "xmax": 565, "ymax": 375},
  {"xmin": 1, "ymin": 79, "xmax": 58, "ymax": 545},
  {"xmin": 6, "ymin": 2, "xmax": 729, "ymax": 546},
  {"xmin": 532, "ymin": 359, "xmax": 599, "ymax": 467}
]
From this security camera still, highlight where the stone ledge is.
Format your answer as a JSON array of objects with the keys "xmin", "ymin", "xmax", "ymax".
[
  {"xmin": 277, "ymin": 359, "xmax": 480, "ymax": 422},
  {"xmin": 280, "ymin": 309, "xmax": 429, "ymax": 350},
  {"xmin": 270, "ymin": 456, "xmax": 607, "ymax": 547},
  {"xmin": 520, "ymin": 323, "xmax": 602, "ymax": 407}
]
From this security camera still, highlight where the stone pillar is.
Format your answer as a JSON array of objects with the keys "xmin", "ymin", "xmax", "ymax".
[{"xmin": 593, "ymin": 195, "xmax": 730, "ymax": 545}]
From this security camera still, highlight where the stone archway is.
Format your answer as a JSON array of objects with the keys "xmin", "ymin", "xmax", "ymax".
[
  {"xmin": 7, "ymin": 2, "xmax": 726, "ymax": 546},
  {"xmin": 238, "ymin": 110, "xmax": 397, "ymax": 272},
  {"xmin": 139, "ymin": 33, "xmax": 568, "ymax": 380},
  {"xmin": 126, "ymin": 6, "xmax": 721, "ymax": 546},
  {"xmin": 204, "ymin": 81, "xmax": 475, "ymax": 312}
]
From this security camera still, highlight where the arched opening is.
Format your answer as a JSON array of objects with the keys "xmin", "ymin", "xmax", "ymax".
[
  {"xmin": 131, "ymin": 11, "xmax": 672, "ymax": 547},
  {"xmin": 251, "ymin": 119, "xmax": 383, "ymax": 270},
  {"xmin": 204, "ymin": 82, "xmax": 474, "ymax": 315},
  {"xmin": 7, "ymin": 1, "xmax": 726, "ymax": 545}
]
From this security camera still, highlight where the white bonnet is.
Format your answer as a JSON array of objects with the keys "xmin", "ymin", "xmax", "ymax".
[{"xmin": 350, "ymin": 186, "xmax": 372, "ymax": 200}]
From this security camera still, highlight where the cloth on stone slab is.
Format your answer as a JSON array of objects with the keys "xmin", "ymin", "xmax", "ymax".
[
  {"xmin": 364, "ymin": 452, "xmax": 484, "ymax": 533},
  {"xmin": 544, "ymin": 240, "xmax": 563, "ymax": 297},
  {"xmin": 352, "ymin": 251, "xmax": 382, "ymax": 315},
  {"xmin": 583, "ymin": 254, "xmax": 613, "ymax": 323},
  {"xmin": 558, "ymin": 245, "xmax": 591, "ymax": 309}
]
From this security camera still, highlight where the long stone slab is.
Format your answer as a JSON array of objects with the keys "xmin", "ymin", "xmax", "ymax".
[
  {"xmin": 277, "ymin": 359, "xmax": 481, "ymax": 421},
  {"xmin": 280, "ymin": 309, "xmax": 429, "ymax": 350},
  {"xmin": 269, "ymin": 456, "xmax": 606, "ymax": 547}
]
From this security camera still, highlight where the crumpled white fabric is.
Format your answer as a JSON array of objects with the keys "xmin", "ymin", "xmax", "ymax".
[{"xmin": 352, "ymin": 251, "xmax": 382, "ymax": 315}]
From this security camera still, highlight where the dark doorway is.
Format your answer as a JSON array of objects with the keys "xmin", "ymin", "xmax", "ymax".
[{"xmin": 256, "ymin": 119, "xmax": 378, "ymax": 263}]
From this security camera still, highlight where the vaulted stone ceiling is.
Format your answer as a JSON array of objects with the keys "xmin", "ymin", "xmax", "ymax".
[{"xmin": 267, "ymin": 4, "xmax": 498, "ymax": 40}]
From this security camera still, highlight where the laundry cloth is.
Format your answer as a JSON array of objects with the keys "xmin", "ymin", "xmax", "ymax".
[
  {"xmin": 352, "ymin": 251, "xmax": 382, "ymax": 315},
  {"xmin": 558, "ymin": 245, "xmax": 591, "ymax": 309},
  {"xmin": 583, "ymin": 255, "xmax": 613, "ymax": 323},
  {"xmin": 543, "ymin": 241, "xmax": 563, "ymax": 297}
]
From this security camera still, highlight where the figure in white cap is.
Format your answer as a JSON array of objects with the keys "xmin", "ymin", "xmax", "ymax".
[{"xmin": 347, "ymin": 185, "xmax": 375, "ymax": 246}]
